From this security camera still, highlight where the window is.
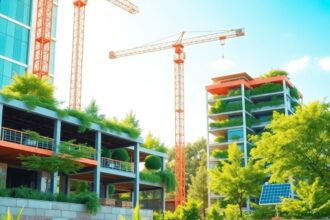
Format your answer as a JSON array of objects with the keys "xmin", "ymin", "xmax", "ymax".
[
  {"xmin": 228, "ymin": 128, "xmax": 243, "ymax": 141},
  {"xmin": 0, "ymin": 0, "xmax": 32, "ymax": 25}
]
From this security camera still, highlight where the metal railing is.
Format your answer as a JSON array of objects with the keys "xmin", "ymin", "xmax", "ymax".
[
  {"xmin": 61, "ymin": 142, "xmax": 96, "ymax": 160},
  {"xmin": 1, "ymin": 127, "xmax": 54, "ymax": 150},
  {"xmin": 101, "ymin": 157, "xmax": 134, "ymax": 172}
]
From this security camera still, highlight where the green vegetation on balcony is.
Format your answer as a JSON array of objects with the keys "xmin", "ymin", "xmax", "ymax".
[
  {"xmin": 209, "ymin": 117, "xmax": 243, "ymax": 129},
  {"xmin": 290, "ymin": 87, "xmax": 300, "ymax": 100},
  {"xmin": 0, "ymin": 73, "xmax": 141, "ymax": 139},
  {"xmin": 209, "ymin": 100, "xmax": 243, "ymax": 114},
  {"xmin": 213, "ymin": 88, "xmax": 242, "ymax": 100},
  {"xmin": 214, "ymin": 135, "xmax": 226, "ymax": 143},
  {"xmin": 250, "ymin": 83, "xmax": 283, "ymax": 96},
  {"xmin": 252, "ymin": 115, "xmax": 273, "ymax": 125},
  {"xmin": 140, "ymin": 170, "xmax": 176, "ymax": 192},
  {"xmin": 212, "ymin": 149, "xmax": 228, "ymax": 159},
  {"xmin": 252, "ymin": 97, "xmax": 284, "ymax": 110}
]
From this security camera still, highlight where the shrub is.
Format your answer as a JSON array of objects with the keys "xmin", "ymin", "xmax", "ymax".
[
  {"xmin": 209, "ymin": 100, "xmax": 242, "ymax": 114},
  {"xmin": 209, "ymin": 118, "xmax": 243, "ymax": 129},
  {"xmin": 111, "ymin": 149, "xmax": 130, "ymax": 162},
  {"xmin": 252, "ymin": 97, "xmax": 283, "ymax": 110},
  {"xmin": 290, "ymin": 87, "xmax": 300, "ymax": 100},
  {"xmin": 182, "ymin": 200, "xmax": 201, "ymax": 220},
  {"xmin": 250, "ymin": 83, "xmax": 282, "ymax": 96},
  {"xmin": 249, "ymin": 202, "xmax": 275, "ymax": 219},
  {"xmin": 140, "ymin": 170, "xmax": 176, "ymax": 192},
  {"xmin": 108, "ymin": 184, "xmax": 115, "ymax": 196},
  {"xmin": 212, "ymin": 150, "xmax": 228, "ymax": 159},
  {"xmin": 261, "ymin": 69, "xmax": 289, "ymax": 78},
  {"xmin": 70, "ymin": 192, "xmax": 100, "ymax": 214},
  {"xmin": 101, "ymin": 147, "xmax": 112, "ymax": 158},
  {"xmin": 145, "ymin": 155, "xmax": 162, "ymax": 170},
  {"xmin": 206, "ymin": 202, "xmax": 224, "ymax": 220},
  {"xmin": 153, "ymin": 212, "xmax": 163, "ymax": 220},
  {"xmin": 214, "ymin": 135, "xmax": 226, "ymax": 143},
  {"xmin": 224, "ymin": 204, "xmax": 242, "ymax": 219}
]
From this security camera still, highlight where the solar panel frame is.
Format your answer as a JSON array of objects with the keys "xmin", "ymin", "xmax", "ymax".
[{"xmin": 259, "ymin": 183, "xmax": 292, "ymax": 205}]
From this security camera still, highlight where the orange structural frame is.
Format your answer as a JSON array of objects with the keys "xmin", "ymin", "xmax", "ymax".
[
  {"xmin": 206, "ymin": 73, "xmax": 301, "ymax": 97},
  {"xmin": 0, "ymin": 140, "xmax": 97, "ymax": 167}
]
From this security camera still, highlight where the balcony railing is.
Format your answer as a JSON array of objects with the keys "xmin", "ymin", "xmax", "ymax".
[
  {"xmin": 1, "ymin": 127, "xmax": 53, "ymax": 150},
  {"xmin": 101, "ymin": 157, "xmax": 134, "ymax": 173}
]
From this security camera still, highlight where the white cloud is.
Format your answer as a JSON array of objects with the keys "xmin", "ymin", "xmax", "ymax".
[
  {"xmin": 213, "ymin": 58, "xmax": 236, "ymax": 71},
  {"xmin": 319, "ymin": 57, "xmax": 330, "ymax": 71},
  {"xmin": 284, "ymin": 56, "xmax": 310, "ymax": 74}
]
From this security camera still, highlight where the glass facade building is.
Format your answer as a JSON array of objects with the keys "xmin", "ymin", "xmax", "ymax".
[
  {"xmin": 206, "ymin": 72, "xmax": 302, "ymax": 207},
  {"xmin": 0, "ymin": 0, "xmax": 57, "ymax": 88}
]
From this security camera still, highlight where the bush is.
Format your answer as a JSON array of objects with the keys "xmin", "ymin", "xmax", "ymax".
[
  {"xmin": 206, "ymin": 202, "xmax": 224, "ymax": 220},
  {"xmin": 290, "ymin": 87, "xmax": 300, "ymax": 100},
  {"xmin": 261, "ymin": 69, "xmax": 289, "ymax": 78},
  {"xmin": 145, "ymin": 155, "xmax": 162, "ymax": 170},
  {"xmin": 182, "ymin": 200, "xmax": 201, "ymax": 220},
  {"xmin": 209, "ymin": 100, "xmax": 242, "ymax": 114},
  {"xmin": 252, "ymin": 97, "xmax": 283, "ymax": 110},
  {"xmin": 250, "ymin": 83, "xmax": 282, "ymax": 96},
  {"xmin": 212, "ymin": 150, "xmax": 228, "ymax": 159},
  {"xmin": 209, "ymin": 118, "xmax": 243, "ymax": 129},
  {"xmin": 101, "ymin": 147, "xmax": 112, "ymax": 158},
  {"xmin": 153, "ymin": 212, "xmax": 163, "ymax": 220},
  {"xmin": 249, "ymin": 203, "xmax": 275, "ymax": 219},
  {"xmin": 224, "ymin": 204, "xmax": 242, "ymax": 219},
  {"xmin": 140, "ymin": 170, "xmax": 176, "ymax": 192},
  {"xmin": 214, "ymin": 135, "xmax": 226, "ymax": 143},
  {"xmin": 108, "ymin": 184, "xmax": 115, "ymax": 196},
  {"xmin": 70, "ymin": 192, "xmax": 100, "ymax": 214},
  {"xmin": 111, "ymin": 149, "xmax": 130, "ymax": 162}
]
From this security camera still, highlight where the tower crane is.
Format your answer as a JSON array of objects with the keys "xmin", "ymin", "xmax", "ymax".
[
  {"xmin": 109, "ymin": 28, "xmax": 245, "ymax": 207},
  {"xmin": 69, "ymin": 0, "xmax": 139, "ymax": 109},
  {"xmin": 32, "ymin": 0, "xmax": 54, "ymax": 78}
]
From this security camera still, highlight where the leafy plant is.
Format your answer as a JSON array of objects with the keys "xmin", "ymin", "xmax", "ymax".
[
  {"xmin": 290, "ymin": 87, "xmax": 300, "ymax": 100},
  {"xmin": 214, "ymin": 135, "xmax": 226, "ymax": 143},
  {"xmin": 140, "ymin": 170, "xmax": 176, "ymax": 192},
  {"xmin": 108, "ymin": 184, "xmax": 115, "ymax": 197},
  {"xmin": 209, "ymin": 100, "xmax": 242, "ymax": 114},
  {"xmin": 212, "ymin": 150, "xmax": 228, "ymax": 159},
  {"xmin": 249, "ymin": 202, "xmax": 275, "ymax": 219},
  {"xmin": 143, "ymin": 132, "xmax": 167, "ymax": 153},
  {"xmin": 224, "ymin": 204, "xmax": 243, "ymax": 220},
  {"xmin": 182, "ymin": 200, "xmax": 201, "ymax": 220},
  {"xmin": 250, "ymin": 83, "xmax": 283, "ymax": 96},
  {"xmin": 101, "ymin": 147, "xmax": 112, "ymax": 158},
  {"xmin": 0, "ymin": 207, "xmax": 24, "ymax": 220},
  {"xmin": 261, "ymin": 69, "xmax": 289, "ymax": 78},
  {"xmin": 209, "ymin": 117, "xmax": 243, "ymax": 129},
  {"xmin": 70, "ymin": 192, "xmax": 100, "ymax": 214},
  {"xmin": 111, "ymin": 148, "xmax": 130, "ymax": 162},
  {"xmin": 145, "ymin": 155, "xmax": 162, "ymax": 170},
  {"xmin": 252, "ymin": 97, "xmax": 283, "ymax": 110}
]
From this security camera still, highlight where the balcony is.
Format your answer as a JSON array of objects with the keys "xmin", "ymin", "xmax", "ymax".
[
  {"xmin": 1, "ymin": 127, "xmax": 53, "ymax": 150},
  {"xmin": 100, "ymin": 157, "xmax": 134, "ymax": 173}
]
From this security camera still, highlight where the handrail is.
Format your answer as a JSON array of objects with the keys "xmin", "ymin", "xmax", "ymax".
[
  {"xmin": 1, "ymin": 127, "xmax": 54, "ymax": 150},
  {"xmin": 101, "ymin": 157, "xmax": 134, "ymax": 172}
]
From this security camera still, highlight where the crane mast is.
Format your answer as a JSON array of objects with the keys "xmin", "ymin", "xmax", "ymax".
[
  {"xmin": 32, "ymin": 0, "xmax": 54, "ymax": 78},
  {"xmin": 109, "ymin": 28, "xmax": 245, "ymax": 207},
  {"xmin": 69, "ymin": 0, "xmax": 139, "ymax": 109}
]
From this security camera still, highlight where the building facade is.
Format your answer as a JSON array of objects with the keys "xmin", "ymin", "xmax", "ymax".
[
  {"xmin": 0, "ymin": 0, "xmax": 58, "ymax": 88},
  {"xmin": 206, "ymin": 72, "xmax": 301, "ymax": 207},
  {"xmin": 0, "ymin": 96, "xmax": 166, "ymax": 212}
]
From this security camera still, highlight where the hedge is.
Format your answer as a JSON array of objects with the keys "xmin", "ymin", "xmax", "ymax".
[
  {"xmin": 145, "ymin": 155, "xmax": 162, "ymax": 170},
  {"xmin": 250, "ymin": 83, "xmax": 283, "ymax": 96},
  {"xmin": 111, "ymin": 149, "xmax": 130, "ymax": 162},
  {"xmin": 209, "ymin": 118, "xmax": 243, "ymax": 129}
]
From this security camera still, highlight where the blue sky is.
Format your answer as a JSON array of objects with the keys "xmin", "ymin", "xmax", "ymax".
[{"xmin": 55, "ymin": 0, "xmax": 330, "ymax": 146}]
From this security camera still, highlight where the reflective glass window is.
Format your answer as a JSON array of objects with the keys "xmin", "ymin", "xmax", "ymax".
[{"xmin": 0, "ymin": 0, "xmax": 32, "ymax": 25}]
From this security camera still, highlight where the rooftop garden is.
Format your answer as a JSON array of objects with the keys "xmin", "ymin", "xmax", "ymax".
[
  {"xmin": 0, "ymin": 73, "xmax": 141, "ymax": 139},
  {"xmin": 260, "ymin": 69, "xmax": 289, "ymax": 78}
]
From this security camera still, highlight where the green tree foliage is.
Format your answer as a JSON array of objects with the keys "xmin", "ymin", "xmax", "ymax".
[
  {"xmin": 224, "ymin": 204, "xmax": 243, "ymax": 220},
  {"xmin": 249, "ymin": 203, "xmax": 275, "ymax": 219},
  {"xmin": 250, "ymin": 101, "xmax": 330, "ymax": 185},
  {"xmin": 1, "ymin": 73, "xmax": 57, "ymax": 109},
  {"xmin": 187, "ymin": 150, "xmax": 208, "ymax": 218},
  {"xmin": 121, "ymin": 111, "xmax": 142, "ymax": 135},
  {"xmin": 279, "ymin": 178, "xmax": 330, "ymax": 218},
  {"xmin": 261, "ymin": 69, "xmax": 289, "ymax": 78},
  {"xmin": 111, "ymin": 148, "xmax": 130, "ymax": 162},
  {"xmin": 182, "ymin": 200, "xmax": 201, "ymax": 220},
  {"xmin": 206, "ymin": 202, "xmax": 224, "ymax": 220},
  {"xmin": 143, "ymin": 132, "xmax": 167, "ymax": 153},
  {"xmin": 133, "ymin": 203, "xmax": 141, "ymax": 220},
  {"xmin": 144, "ymin": 155, "xmax": 161, "ymax": 170},
  {"xmin": 209, "ymin": 144, "xmax": 265, "ymax": 217},
  {"xmin": 84, "ymin": 99, "xmax": 105, "ymax": 120}
]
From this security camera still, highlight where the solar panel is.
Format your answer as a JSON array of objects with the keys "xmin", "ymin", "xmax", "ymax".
[{"xmin": 259, "ymin": 183, "xmax": 292, "ymax": 205}]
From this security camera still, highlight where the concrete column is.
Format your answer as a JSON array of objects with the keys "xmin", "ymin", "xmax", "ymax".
[
  {"xmin": 133, "ymin": 143, "xmax": 140, "ymax": 207},
  {"xmin": 0, "ymin": 104, "xmax": 3, "ymax": 138},
  {"xmin": 283, "ymin": 80, "xmax": 289, "ymax": 115},
  {"xmin": 0, "ymin": 163, "xmax": 7, "ymax": 188},
  {"xmin": 241, "ymin": 84, "xmax": 250, "ymax": 213},
  {"xmin": 205, "ymin": 90, "xmax": 211, "ymax": 208},
  {"xmin": 51, "ymin": 119, "xmax": 61, "ymax": 194},
  {"xmin": 161, "ymin": 157, "xmax": 166, "ymax": 213},
  {"xmin": 93, "ymin": 131, "xmax": 101, "ymax": 196}
]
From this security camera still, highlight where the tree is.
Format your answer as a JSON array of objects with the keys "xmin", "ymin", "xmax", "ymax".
[
  {"xmin": 121, "ymin": 111, "xmax": 141, "ymax": 134},
  {"xmin": 84, "ymin": 99, "xmax": 105, "ymax": 120},
  {"xmin": 209, "ymin": 144, "xmax": 265, "ymax": 217},
  {"xmin": 279, "ymin": 178, "xmax": 330, "ymax": 218},
  {"xmin": 143, "ymin": 132, "xmax": 167, "ymax": 153},
  {"xmin": 1, "ymin": 73, "xmax": 57, "ymax": 109},
  {"xmin": 187, "ymin": 150, "xmax": 208, "ymax": 218},
  {"xmin": 19, "ymin": 139, "xmax": 95, "ymax": 192},
  {"xmin": 250, "ymin": 101, "xmax": 330, "ymax": 185}
]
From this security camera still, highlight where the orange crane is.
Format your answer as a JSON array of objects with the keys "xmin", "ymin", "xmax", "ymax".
[
  {"xmin": 109, "ymin": 28, "xmax": 245, "ymax": 207},
  {"xmin": 32, "ymin": 0, "xmax": 54, "ymax": 78},
  {"xmin": 69, "ymin": 0, "xmax": 139, "ymax": 109}
]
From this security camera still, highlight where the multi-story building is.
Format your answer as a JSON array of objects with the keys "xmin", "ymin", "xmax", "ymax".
[
  {"xmin": 0, "ymin": 0, "xmax": 58, "ymax": 88},
  {"xmin": 205, "ymin": 72, "xmax": 301, "ymax": 206},
  {"xmin": 0, "ymin": 96, "xmax": 166, "ymax": 211}
]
